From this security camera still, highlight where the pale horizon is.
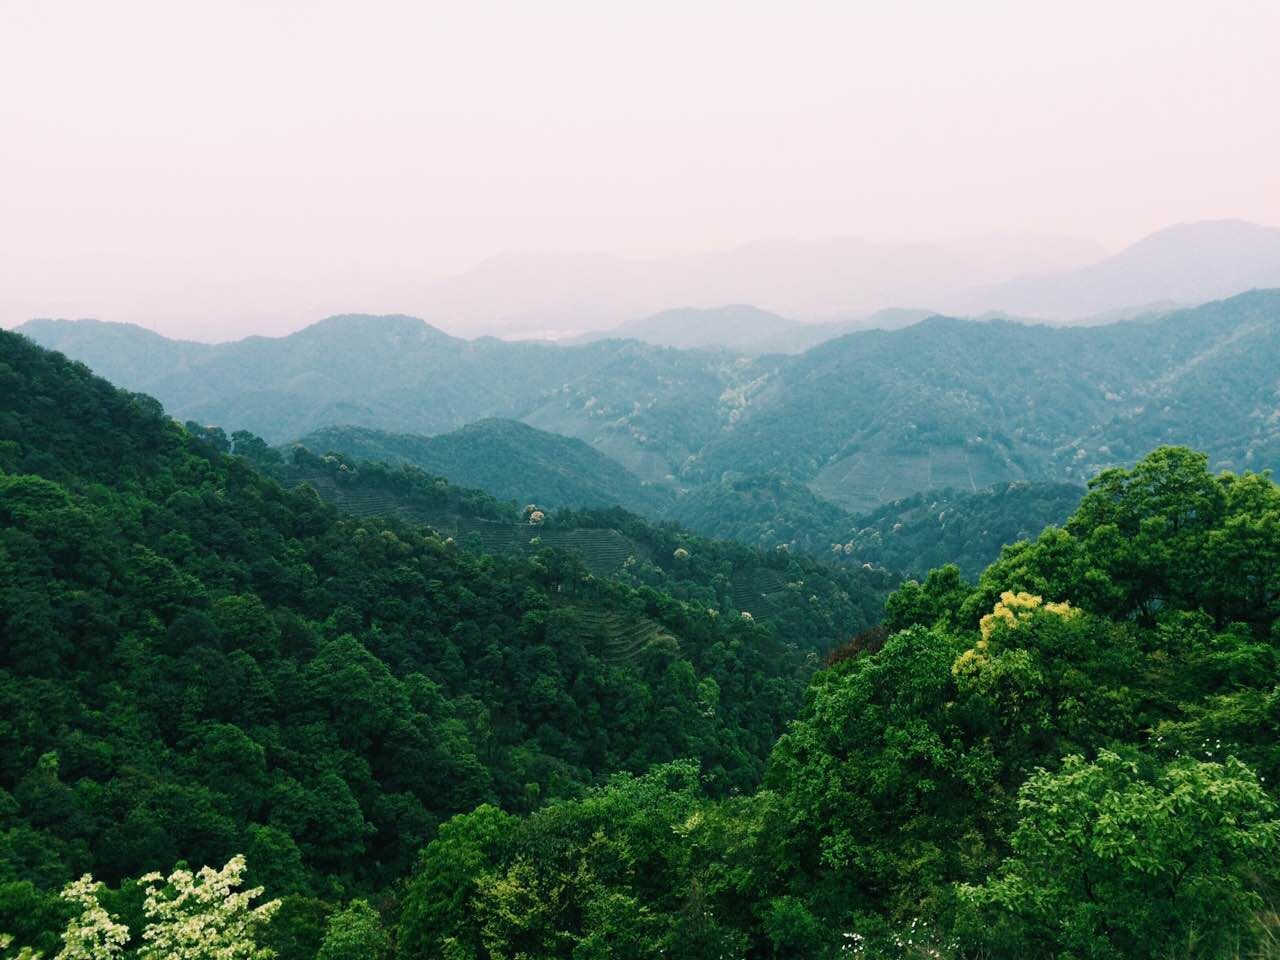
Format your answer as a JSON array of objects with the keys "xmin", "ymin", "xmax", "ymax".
[{"xmin": 4, "ymin": 1, "xmax": 1279, "ymax": 338}]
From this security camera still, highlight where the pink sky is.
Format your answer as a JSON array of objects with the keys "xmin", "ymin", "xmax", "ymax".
[{"xmin": 2, "ymin": 0, "xmax": 1278, "ymax": 338}]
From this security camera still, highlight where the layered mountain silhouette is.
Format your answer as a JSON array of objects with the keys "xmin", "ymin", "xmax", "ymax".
[
  {"xmin": 21, "ymin": 288, "xmax": 1280, "ymax": 513},
  {"xmin": 955, "ymin": 219, "xmax": 1280, "ymax": 318},
  {"xmin": 375, "ymin": 220, "xmax": 1278, "ymax": 336}
]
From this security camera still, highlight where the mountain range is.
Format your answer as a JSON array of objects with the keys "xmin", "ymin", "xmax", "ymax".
[
  {"xmin": 393, "ymin": 219, "xmax": 1276, "ymax": 338},
  {"xmin": 392, "ymin": 232, "xmax": 1106, "ymax": 337},
  {"xmin": 20, "ymin": 288, "xmax": 1280, "ymax": 523},
  {"xmin": 569, "ymin": 305, "xmax": 937, "ymax": 354}
]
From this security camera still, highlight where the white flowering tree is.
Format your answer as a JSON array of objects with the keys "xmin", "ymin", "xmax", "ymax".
[
  {"xmin": 31, "ymin": 856, "xmax": 279, "ymax": 960},
  {"xmin": 55, "ymin": 876, "xmax": 129, "ymax": 960},
  {"xmin": 137, "ymin": 855, "xmax": 280, "ymax": 960}
]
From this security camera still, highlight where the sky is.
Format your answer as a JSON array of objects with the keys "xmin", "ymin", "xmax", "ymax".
[{"xmin": 2, "ymin": 0, "xmax": 1278, "ymax": 338}]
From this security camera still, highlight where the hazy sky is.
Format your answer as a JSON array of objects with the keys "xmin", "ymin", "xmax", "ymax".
[{"xmin": 3, "ymin": 0, "xmax": 1278, "ymax": 337}]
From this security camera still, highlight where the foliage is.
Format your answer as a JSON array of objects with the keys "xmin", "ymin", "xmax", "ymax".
[
  {"xmin": 292, "ymin": 420, "xmax": 671, "ymax": 515},
  {"xmin": 402, "ymin": 446, "xmax": 1280, "ymax": 958},
  {"xmin": 135, "ymin": 855, "xmax": 279, "ymax": 960},
  {"xmin": 4, "ymin": 857, "xmax": 278, "ymax": 960},
  {"xmin": 55, "ymin": 876, "xmax": 128, "ymax": 960},
  {"xmin": 956, "ymin": 751, "xmax": 1280, "ymax": 959},
  {"xmin": 0, "ymin": 329, "xmax": 886, "ymax": 953},
  {"xmin": 314, "ymin": 900, "xmax": 388, "ymax": 960}
]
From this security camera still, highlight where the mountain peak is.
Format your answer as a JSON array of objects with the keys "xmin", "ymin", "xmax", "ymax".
[{"xmin": 296, "ymin": 313, "xmax": 455, "ymax": 342}]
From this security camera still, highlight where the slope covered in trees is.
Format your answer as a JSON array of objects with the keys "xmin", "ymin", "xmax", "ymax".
[
  {"xmin": 4, "ymin": 322, "xmax": 1279, "ymax": 958},
  {"xmin": 23, "ymin": 290, "xmax": 1280, "ymax": 514},
  {"xmin": 0, "ymin": 330, "xmax": 890, "ymax": 956},
  {"xmin": 840, "ymin": 480, "xmax": 1085, "ymax": 578},
  {"xmin": 667, "ymin": 474, "xmax": 1084, "ymax": 579},
  {"xmin": 392, "ymin": 446, "xmax": 1280, "ymax": 959},
  {"xmin": 292, "ymin": 420, "xmax": 671, "ymax": 514}
]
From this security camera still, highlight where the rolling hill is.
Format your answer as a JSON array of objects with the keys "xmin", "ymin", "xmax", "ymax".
[{"xmin": 292, "ymin": 420, "xmax": 672, "ymax": 514}]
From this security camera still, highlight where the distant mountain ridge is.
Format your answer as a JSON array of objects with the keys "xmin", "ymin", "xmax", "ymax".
[
  {"xmin": 394, "ymin": 232, "xmax": 1107, "ymax": 336},
  {"xmin": 956, "ymin": 219, "xmax": 1280, "ymax": 318},
  {"xmin": 569, "ymin": 305, "xmax": 802, "ymax": 353},
  {"xmin": 571, "ymin": 305, "xmax": 939, "ymax": 354},
  {"xmin": 21, "ymin": 288, "xmax": 1280, "ymax": 514},
  {"xmin": 381, "ymin": 220, "xmax": 1277, "ymax": 335}
]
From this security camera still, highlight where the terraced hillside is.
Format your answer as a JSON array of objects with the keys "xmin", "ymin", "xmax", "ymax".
[
  {"xmin": 549, "ymin": 599, "xmax": 679, "ymax": 665},
  {"xmin": 269, "ymin": 463, "xmax": 638, "ymax": 577},
  {"xmin": 448, "ymin": 520, "xmax": 642, "ymax": 577},
  {"xmin": 259, "ymin": 450, "xmax": 894, "ymax": 656},
  {"xmin": 287, "ymin": 472, "xmax": 448, "ymax": 527},
  {"xmin": 727, "ymin": 566, "xmax": 793, "ymax": 620}
]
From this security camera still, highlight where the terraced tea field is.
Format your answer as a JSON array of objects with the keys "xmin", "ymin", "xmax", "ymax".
[
  {"xmin": 728, "ymin": 566, "xmax": 793, "ymax": 619},
  {"xmin": 288, "ymin": 474, "xmax": 444, "ymax": 526},
  {"xmin": 810, "ymin": 443, "xmax": 1023, "ymax": 513},
  {"xmin": 550, "ymin": 599, "xmax": 678, "ymax": 664},
  {"xmin": 449, "ymin": 520, "xmax": 638, "ymax": 576}
]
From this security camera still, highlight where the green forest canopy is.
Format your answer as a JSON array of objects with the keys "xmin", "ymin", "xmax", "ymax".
[
  {"xmin": 0, "ymin": 329, "xmax": 883, "ymax": 956},
  {"xmin": 2, "ymin": 327, "xmax": 1279, "ymax": 958}
]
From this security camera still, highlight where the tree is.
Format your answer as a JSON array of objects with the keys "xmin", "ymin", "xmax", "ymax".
[
  {"xmin": 54, "ymin": 875, "xmax": 128, "ymax": 960},
  {"xmin": 136, "ymin": 855, "xmax": 279, "ymax": 960},
  {"xmin": 398, "ymin": 805, "xmax": 515, "ymax": 959},
  {"xmin": 957, "ymin": 751, "xmax": 1280, "ymax": 959},
  {"xmin": 315, "ymin": 900, "xmax": 389, "ymax": 960}
]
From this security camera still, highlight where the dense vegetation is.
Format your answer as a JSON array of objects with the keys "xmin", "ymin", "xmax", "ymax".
[
  {"xmin": 390, "ymin": 446, "xmax": 1280, "ymax": 959},
  {"xmin": 0, "ymin": 331, "xmax": 887, "ymax": 957},
  {"xmin": 668, "ymin": 474, "xmax": 1084, "ymax": 579},
  {"xmin": 840, "ymin": 480, "xmax": 1085, "ymax": 578},
  {"xmin": 24, "ymin": 290, "xmax": 1280, "ymax": 512},
  {"xmin": 291, "ymin": 420, "xmax": 671, "ymax": 515},
  {"xmin": 237, "ymin": 440, "xmax": 893, "ymax": 639},
  {"xmin": 277, "ymin": 428, "xmax": 1080, "ymax": 582},
  {"xmin": 5, "ymin": 314, "xmax": 1280, "ymax": 958}
]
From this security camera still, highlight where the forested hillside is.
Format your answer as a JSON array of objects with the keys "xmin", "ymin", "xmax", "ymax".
[
  {"xmin": 841, "ymin": 481, "xmax": 1085, "ymax": 578},
  {"xmin": 280, "ymin": 424, "xmax": 1081, "ymax": 581},
  {"xmin": 666, "ymin": 474, "xmax": 1084, "ymax": 578},
  {"xmin": 0, "ymin": 331, "xmax": 888, "ymax": 957},
  {"xmin": 394, "ymin": 446, "xmax": 1280, "ymax": 959},
  {"xmin": 692, "ymin": 290, "xmax": 1280, "ymax": 510},
  {"xmin": 7, "ymin": 303, "xmax": 1280, "ymax": 960},
  {"xmin": 24, "ymin": 290, "xmax": 1280, "ymax": 514},
  {"xmin": 292, "ymin": 420, "xmax": 671, "ymax": 514}
]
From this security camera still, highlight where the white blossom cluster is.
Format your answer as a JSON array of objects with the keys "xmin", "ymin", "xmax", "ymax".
[{"xmin": 5, "ymin": 855, "xmax": 279, "ymax": 960}]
